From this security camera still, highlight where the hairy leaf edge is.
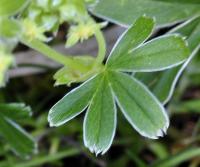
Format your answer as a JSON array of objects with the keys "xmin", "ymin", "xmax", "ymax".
[
  {"xmin": 110, "ymin": 34, "xmax": 190, "ymax": 73},
  {"xmin": 83, "ymin": 76, "xmax": 117, "ymax": 155},
  {"xmin": 48, "ymin": 74, "xmax": 99, "ymax": 127},
  {"xmin": 110, "ymin": 72, "xmax": 170, "ymax": 139}
]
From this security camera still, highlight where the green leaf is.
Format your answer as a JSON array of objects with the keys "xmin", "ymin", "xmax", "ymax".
[
  {"xmin": 0, "ymin": 113, "xmax": 37, "ymax": 158},
  {"xmin": 0, "ymin": 0, "xmax": 29, "ymax": 17},
  {"xmin": 109, "ymin": 71, "xmax": 169, "ymax": 139},
  {"xmin": 0, "ymin": 18, "xmax": 22, "ymax": 38},
  {"xmin": 91, "ymin": 0, "xmax": 200, "ymax": 27},
  {"xmin": 170, "ymin": 16, "xmax": 200, "ymax": 51},
  {"xmin": 153, "ymin": 148, "xmax": 200, "ymax": 167},
  {"xmin": 53, "ymin": 56, "xmax": 96, "ymax": 86},
  {"xmin": 136, "ymin": 16, "xmax": 200, "ymax": 103},
  {"xmin": 48, "ymin": 74, "xmax": 102, "ymax": 127},
  {"xmin": 107, "ymin": 16, "xmax": 155, "ymax": 66},
  {"xmin": 0, "ymin": 103, "xmax": 32, "ymax": 120},
  {"xmin": 83, "ymin": 75, "xmax": 116, "ymax": 155},
  {"xmin": 108, "ymin": 34, "xmax": 190, "ymax": 72}
]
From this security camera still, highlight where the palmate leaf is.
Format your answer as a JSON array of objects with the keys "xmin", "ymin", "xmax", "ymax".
[
  {"xmin": 48, "ymin": 16, "xmax": 190, "ymax": 154},
  {"xmin": 0, "ymin": 103, "xmax": 37, "ymax": 158},
  {"xmin": 91, "ymin": 0, "xmax": 200, "ymax": 27}
]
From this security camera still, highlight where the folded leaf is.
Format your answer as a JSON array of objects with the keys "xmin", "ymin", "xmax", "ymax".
[
  {"xmin": 48, "ymin": 74, "xmax": 103, "ymax": 127},
  {"xmin": 84, "ymin": 75, "xmax": 116, "ymax": 155},
  {"xmin": 91, "ymin": 0, "xmax": 200, "ymax": 27},
  {"xmin": 0, "ymin": 0, "xmax": 29, "ymax": 16},
  {"xmin": 0, "ymin": 113, "xmax": 36, "ymax": 158},
  {"xmin": 108, "ymin": 35, "xmax": 189, "ymax": 72},
  {"xmin": 107, "ymin": 16, "xmax": 155, "ymax": 65},
  {"xmin": 109, "ymin": 71, "xmax": 169, "ymax": 139}
]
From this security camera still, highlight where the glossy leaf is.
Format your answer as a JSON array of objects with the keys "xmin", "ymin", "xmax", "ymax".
[
  {"xmin": 0, "ymin": 113, "xmax": 36, "ymax": 158},
  {"xmin": 91, "ymin": 0, "xmax": 200, "ymax": 27},
  {"xmin": 108, "ymin": 35, "xmax": 190, "ymax": 72},
  {"xmin": 84, "ymin": 75, "xmax": 116, "ymax": 155},
  {"xmin": 48, "ymin": 74, "xmax": 102, "ymax": 127},
  {"xmin": 109, "ymin": 71, "xmax": 169, "ymax": 139},
  {"xmin": 0, "ymin": 0, "xmax": 29, "ymax": 17}
]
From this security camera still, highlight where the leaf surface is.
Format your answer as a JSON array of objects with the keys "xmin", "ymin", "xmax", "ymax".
[
  {"xmin": 91, "ymin": 0, "xmax": 200, "ymax": 27},
  {"xmin": 48, "ymin": 74, "xmax": 103, "ymax": 127},
  {"xmin": 107, "ymin": 16, "xmax": 155, "ymax": 65},
  {"xmin": 0, "ymin": 113, "xmax": 36, "ymax": 158},
  {"xmin": 0, "ymin": 0, "xmax": 29, "ymax": 16},
  {"xmin": 84, "ymin": 75, "xmax": 116, "ymax": 155},
  {"xmin": 108, "ymin": 35, "xmax": 189, "ymax": 72},
  {"xmin": 109, "ymin": 71, "xmax": 169, "ymax": 139}
]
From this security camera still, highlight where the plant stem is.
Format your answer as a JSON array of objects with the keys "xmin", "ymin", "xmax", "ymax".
[
  {"xmin": 93, "ymin": 28, "xmax": 106, "ymax": 68},
  {"xmin": 21, "ymin": 38, "xmax": 88, "ymax": 71}
]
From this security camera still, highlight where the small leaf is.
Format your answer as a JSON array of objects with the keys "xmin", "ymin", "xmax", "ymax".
[
  {"xmin": 0, "ymin": 0, "xmax": 29, "ymax": 17},
  {"xmin": 0, "ymin": 113, "xmax": 37, "ymax": 158},
  {"xmin": 109, "ymin": 71, "xmax": 169, "ymax": 139},
  {"xmin": 107, "ymin": 16, "xmax": 155, "ymax": 66},
  {"xmin": 0, "ymin": 103, "xmax": 32, "ymax": 120},
  {"xmin": 48, "ymin": 74, "xmax": 103, "ymax": 127},
  {"xmin": 108, "ymin": 35, "xmax": 190, "ymax": 72},
  {"xmin": 84, "ymin": 75, "xmax": 116, "ymax": 155},
  {"xmin": 0, "ymin": 18, "xmax": 22, "ymax": 38},
  {"xmin": 54, "ymin": 56, "xmax": 96, "ymax": 86},
  {"xmin": 0, "ymin": 49, "xmax": 13, "ymax": 87},
  {"xmin": 170, "ymin": 16, "xmax": 200, "ymax": 51}
]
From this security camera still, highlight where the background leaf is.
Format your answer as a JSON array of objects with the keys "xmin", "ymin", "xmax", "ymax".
[
  {"xmin": 0, "ymin": 115, "xmax": 36, "ymax": 158},
  {"xmin": 0, "ymin": 103, "xmax": 32, "ymax": 120},
  {"xmin": 0, "ymin": 0, "xmax": 29, "ymax": 17},
  {"xmin": 0, "ymin": 18, "xmax": 22, "ymax": 38},
  {"xmin": 91, "ymin": 0, "xmax": 200, "ymax": 27}
]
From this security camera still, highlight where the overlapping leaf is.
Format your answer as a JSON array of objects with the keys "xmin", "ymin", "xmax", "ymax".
[
  {"xmin": 136, "ymin": 16, "xmax": 200, "ymax": 103},
  {"xmin": 48, "ymin": 16, "xmax": 190, "ymax": 154}
]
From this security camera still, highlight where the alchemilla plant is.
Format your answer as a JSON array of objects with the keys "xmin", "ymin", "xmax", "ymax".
[{"xmin": 0, "ymin": 0, "xmax": 200, "ymax": 159}]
